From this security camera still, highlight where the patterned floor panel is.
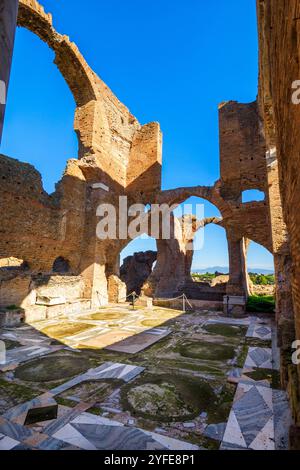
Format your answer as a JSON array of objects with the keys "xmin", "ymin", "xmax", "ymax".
[
  {"xmin": 222, "ymin": 382, "xmax": 274, "ymax": 450},
  {"xmin": 246, "ymin": 318, "xmax": 272, "ymax": 341},
  {"xmin": 51, "ymin": 413, "xmax": 199, "ymax": 451},
  {"xmin": 221, "ymin": 317, "xmax": 291, "ymax": 450}
]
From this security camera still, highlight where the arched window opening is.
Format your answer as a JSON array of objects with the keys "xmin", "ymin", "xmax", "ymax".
[{"xmin": 242, "ymin": 189, "xmax": 265, "ymax": 203}]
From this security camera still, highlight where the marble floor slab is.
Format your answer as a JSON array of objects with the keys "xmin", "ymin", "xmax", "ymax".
[
  {"xmin": 244, "ymin": 347, "xmax": 274, "ymax": 370},
  {"xmin": 104, "ymin": 328, "xmax": 171, "ymax": 354},
  {"xmin": 0, "ymin": 433, "xmax": 20, "ymax": 450},
  {"xmin": 0, "ymin": 344, "xmax": 65, "ymax": 371},
  {"xmin": 52, "ymin": 412, "xmax": 199, "ymax": 451},
  {"xmin": 273, "ymin": 389, "xmax": 292, "ymax": 450},
  {"xmin": 246, "ymin": 318, "xmax": 272, "ymax": 341},
  {"xmin": 205, "ymin": 317, "xmax": 251, "ymax": 327}
]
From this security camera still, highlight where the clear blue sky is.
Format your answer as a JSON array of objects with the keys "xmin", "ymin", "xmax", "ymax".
[{"xmin": 0, "ymin": 0, "xmax": 274, "ymax": 271}]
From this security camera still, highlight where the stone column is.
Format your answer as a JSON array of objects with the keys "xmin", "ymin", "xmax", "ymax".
[{"xmin": 0, "ymin": 0, "xmax": 19, "ymax": 142}]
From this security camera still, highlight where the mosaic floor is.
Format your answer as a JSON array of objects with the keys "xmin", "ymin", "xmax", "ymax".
[{"xmin": 0, "ymin": 306, "xmax": 291, "ymax": 450}]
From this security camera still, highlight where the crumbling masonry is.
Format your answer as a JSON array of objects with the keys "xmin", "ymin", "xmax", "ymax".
[{"xmin": 0, "ymin": 0, "xmax": 300, "ymax": 446}]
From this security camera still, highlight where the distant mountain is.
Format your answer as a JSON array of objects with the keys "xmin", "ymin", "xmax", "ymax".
[
  {"xmin": 247, "ymin": 268, "xmax": 275, "ymax": 275},
  {"xmin": 192, "ymin": 266, "xmax": 274, "ymax": 275}
]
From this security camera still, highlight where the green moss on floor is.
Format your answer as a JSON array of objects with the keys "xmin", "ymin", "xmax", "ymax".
[
  {"xmin": 179, "ymin": 341, "xmax": 235, "ymax": 361},
  {"xmin": 203, "ymin": 324, "xmax": 247, "ymax": 337},
  {"xmin": 236, "ymin": 343, "xmax": 249, "ymax": 368},
  {"xmin": 2, "ymin": 339, "xmax": 21, "ymax": 350},
  {"xmin": 0, "ymin": 378, "xmax": 38, "ymax": 414},
  {"xmin": 245, "ymin": 337, "xmax": 272, "ymax": 348},
  {"xmin": 209, "ymin": 382, "xmax": 236, "ymax": 424},
  {"xmin": 87, "ymin": 406, "xmax": 103, "ymax": 416},
  {"xmin": 55, "ymin": 397, "xmax": 77, "ymax": 408},
  {"xmin": 152, "ymin": 358, "xmax": 226, "ymax": 376},
  {"xmin": 14, "ymin": 353, "xmax": 93, "ymax": 383},
  {"xmin": 121, "ymin": 373, "xmax": 219, "ymax": 423},
  {"xmin": 188, "ymin": 434, "xmax": 220, "ymax": 450},
  {"xmin": 244, "ymin": 368, "xmax": 281, "ymax": 389},
  {"xmin": 58, "ymin": 379, "xmax": 123, "ymax": 403}
]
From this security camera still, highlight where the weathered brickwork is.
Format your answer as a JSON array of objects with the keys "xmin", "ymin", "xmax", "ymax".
[
  {"xmin": 256, "ymin": 0, "xmax": 300, "ymax": 446},
  {"xmin": 0, "ymin": 0, "xmax": 275, "ymax": 314}
]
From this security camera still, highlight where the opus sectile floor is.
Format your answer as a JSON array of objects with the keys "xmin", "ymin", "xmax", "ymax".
[
  {"xmin": 0, "ymin": 325, "xmax": 67, "ymax": 372},
  {"xmin": 221, "ymin": 317, "xmax": 291, "ymax": 450},
  {"xmin": 0, "ymin": 361, "xmax": 198, "ymax": 450}
]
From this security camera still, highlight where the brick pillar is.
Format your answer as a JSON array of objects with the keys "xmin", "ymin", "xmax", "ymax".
[
  {"xmin": 0, "ymin": 0, "xmax": 19, "ymax": 142},
  {"xmin": 226, "ymin": 236, "xmax": 249, "ymax": 297},
  {"xmin": 223, "ymin": 236, "xmax": 249, "ymax": 316}
]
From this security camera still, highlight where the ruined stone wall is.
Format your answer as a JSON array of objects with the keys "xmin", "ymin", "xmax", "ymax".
[
  {"xmin": 0, "ymin": 0, "xmax": 163, "ymax": 307},
  {"xmin": 0, "ymin": 154, "xmax": 87, "ymax": 272},
  {"xmin": 0, "ymin": 0, "xmax": 275, "ymax": 319},
  {"xmin": 218, "ymin": 100, "xmax": 273, "ymax": 298},
  {"xmin": 257, "ymin": 0, "xmax": 300, "ymax": 338},
  {"xmin": 219, "ymin": 101, "xmax": 267, "ymax": 199},
  {"xmin": 0, "ymin": 0, "xmax": 19, "ymax": 142},
  {"xmin": 126, "ymin": 122, "xmax": 162, "ymax": 194}
]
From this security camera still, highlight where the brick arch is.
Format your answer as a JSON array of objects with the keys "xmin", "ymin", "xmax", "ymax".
[
  {"xmin": 17, "ymin": 0, "xmax": 97, "ymax": 107},
  {"xmin": 17, "ymin": 0, "xmax": 112, "ymax": 162},
  {"xmin": 155, "ymin": 183, "xmax": 230, "ymax": 218}
]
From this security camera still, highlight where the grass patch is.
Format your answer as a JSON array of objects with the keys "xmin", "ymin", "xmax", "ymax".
[
  {"xmin": 236, "ymin": 343, "xmax": 248, "ymax": 368},
  {"xmin": 203, "ymin": 324, "xmax": 247, "ymax": 337},
  {"xmin": 0, "ymin": 378, "xmax": 38, "ymax": 414},
  {"xmin": 179, "ymin": 341, "xmax": 235, "ymax": 361},
  {"xmin": 244, "ymin": 368, "xmax": 281, "ymax": 389},
  {"xmin": 246, "ymin": 295, "xmax": 275, "ymax": 313},
  {"xmin": 56, "ymin": 397, "xmax": 77, "ymax": 408},
  {"xmin": 3, "ymin": 339, "xmax": 21, "ymax": 350},
  {"xmin": 121, "ymin": 373, "xmax": 218, "ymax": 422}
]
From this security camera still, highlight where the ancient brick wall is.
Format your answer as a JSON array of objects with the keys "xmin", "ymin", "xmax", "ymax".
[
  {"xmin": 257, "ymin": 0, "xmax": 300, "ymax": 445},
  {"xmin": 0, "ymin": 0, "xmax": 274, "ymax": 323},
  {"xmin": 0, "ymin": 0, "xmax": 19, "ymax": 142},
  {"xmin": 219, "ymin": 101, "xmax": 267, "ymax": 199}
]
